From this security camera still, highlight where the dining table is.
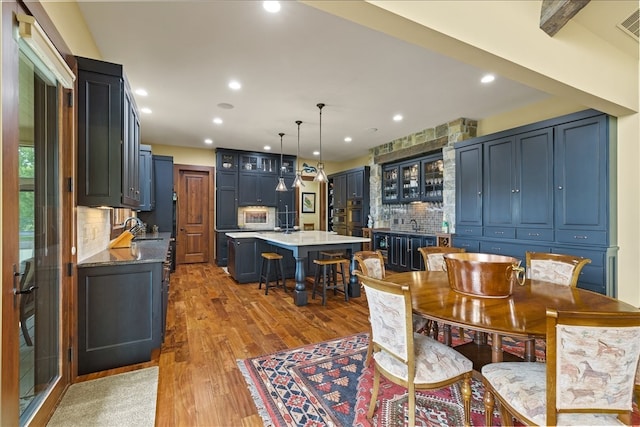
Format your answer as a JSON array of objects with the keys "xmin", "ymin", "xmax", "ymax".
[
  {"xmin": 255, "ymin": 231, "xmax": 370, "ymax": 306},
  {"xmin": 388, "ymin": 270, "xmax": 639, "ymax": 370}
]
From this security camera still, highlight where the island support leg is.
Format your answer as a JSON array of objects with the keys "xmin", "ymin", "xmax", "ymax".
[{"xmin": 293, "ymin": 256, "xmax": 308, "ymax": 306}]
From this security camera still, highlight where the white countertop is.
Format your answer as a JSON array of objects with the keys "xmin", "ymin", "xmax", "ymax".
[{"xmin": 226, "ymin": 230, "xmax": 370, "ymax": 247}]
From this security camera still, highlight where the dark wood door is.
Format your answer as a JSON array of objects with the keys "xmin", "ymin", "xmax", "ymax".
[{"xmin": 176, "ymin": 166, "xmax": 213, "ymax": 264}]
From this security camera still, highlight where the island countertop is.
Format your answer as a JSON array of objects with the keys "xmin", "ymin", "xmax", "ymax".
[
  {"xmin": 78, "ymin": 233, "xmax": 171, "ymax": 267},
  {"xmin": 226, "ymin": 230, "xmax": 370, "ymax": 246}
]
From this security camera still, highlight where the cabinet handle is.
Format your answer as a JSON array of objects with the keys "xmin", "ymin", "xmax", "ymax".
[
  {"xmin": 491, "ymin": 247, "xmax": 501, "ymax": 251},
  {"xmin": 515, "ymin": 189, "xmax": 520, "ymax": 193},
  {"xmin": 528, "ymin": 233, "xmax": 540, "ymax": 236},
  {"xmin": 494, "ymin": 231, "xmax": 504, "ymax": 235},
  {"xmin": 573, "ymin": 235, "xmax": 588, "ymax": 240},
  {"xmin": 558, "ymin": 186, "xmax": 563, "ymax": 190},
  {"xmin": 511, "ymin": 189, "xmax": 515, "ymax": 193},
  {"xmin": 478, "ymin": 192, "xmax": 482, "ymax": 196}
]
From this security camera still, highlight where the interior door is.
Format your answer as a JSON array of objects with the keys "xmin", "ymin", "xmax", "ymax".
[{"xmin": 175, "ymin": 166, "xmax": 213, "ymax": 264}]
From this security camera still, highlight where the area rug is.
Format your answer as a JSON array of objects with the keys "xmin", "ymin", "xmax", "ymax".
[
  {"xmin": 239, "ymin": 333, "xmax": 639, "ymax": 426},
  {"xmin": 47, "ymin": 366, "xmax": 158, "ymax": 427}
]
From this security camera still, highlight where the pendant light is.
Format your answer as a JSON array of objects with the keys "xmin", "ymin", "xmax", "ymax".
[
  {"xmin": 313, "ymin": 103, "xmax": 328, "ymax": 183},
  {"xmin": 275, "ymin": 132, "xmax": 288, "ymax": 192},
  {"xmin": 292, "ymin": 120, "xmax": 305, "ymax": 188}
]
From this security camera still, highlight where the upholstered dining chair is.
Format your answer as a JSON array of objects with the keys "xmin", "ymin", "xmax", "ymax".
[
  {"xmin": 417, "ymin": 246, "xmax": 467, "ymax": 342},
  {"xmin": 353, "ymin": 251, "xmax": 429, "ymax": 362},
  {"xmin": 355, "ymin": 271, "xmax": 473, "ymax": 427},
  {"xmin": 482, "ymin": 309, "xmax": 640, "ymax": 426},
  {"xmin": 525, "ymin": 251, "xmax": 591, "ymax": 286},
  {"xmin": 417, "ymin": 246, "xmax": 466, "ymax": 272}
]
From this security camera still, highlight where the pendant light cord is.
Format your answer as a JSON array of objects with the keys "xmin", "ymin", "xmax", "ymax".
[{"xmin": 317, "ymin": 103, "xmax": 324, "ymax": 163}]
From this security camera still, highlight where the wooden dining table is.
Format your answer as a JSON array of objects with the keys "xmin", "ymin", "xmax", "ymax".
[{"xmin": 389, "ymin": 270, "xmax": 639, "ymax": 370}]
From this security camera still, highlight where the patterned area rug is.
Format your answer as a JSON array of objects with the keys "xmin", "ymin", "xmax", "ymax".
[{"xmin": 238, "ymin": 333, "xmax": 638, "ymax": 426}]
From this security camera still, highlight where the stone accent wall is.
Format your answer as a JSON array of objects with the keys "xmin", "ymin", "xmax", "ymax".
[{"xmin": 367, "ymin": 118, "xmax": 477, "ymax": 234}]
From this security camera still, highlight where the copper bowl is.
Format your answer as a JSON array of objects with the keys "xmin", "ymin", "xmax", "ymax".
[{"xmin": 444, "ymin": 253, "xmax": 524, "ymax": 298}]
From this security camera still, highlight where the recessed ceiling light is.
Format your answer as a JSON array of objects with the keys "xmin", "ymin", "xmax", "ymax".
[
  {"xmin": 135, "ymin": 89, "xmax": 148, "ymax": 96},
  {"xmin": 264, "ymin": 145, "xmax": 271, "ymax": 151},
  {"xmin": 393, "ymin": 114, "xmax": 403, "ymax": 122},
  {"xmin": 228, "ymin": 80, "xmax": 242, "ymax": 90},
  {"xmin": 140, "ymin": 107, "xmax": 152, "ymax": 114},
  {"xmin": 213, "ymin": 117, "xmax": 223, "ymax": 125},
  {"xmin": 344, "ymin": 137, "xmax": 352, "ymax": 143},
  {"xmin": 481, "ymin": 74, "xmax": 495, "ymax": 84},
  {"xmin": 263, "ymin": 1, "xmax": 281, "ymax": 13},
  {"xmin": 313, "ymin": 150, "xmax": 320, "ymax": 156},
  {"xmin": 204, "ymin": 138, "xmax": 213, "ymax": 145},
  {"xmin": 217, "ymin": 102, "xmax": 234, "ymax": 109}
]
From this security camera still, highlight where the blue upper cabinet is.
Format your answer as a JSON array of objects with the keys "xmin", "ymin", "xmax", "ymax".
[
  {"xmin": 483, "ymin": 128, "xmax": 554, "ymax": 241},
  {"xmin": 554, "ymin": 115, "xmax": 609, "ymax": 246},
  {"xmin": 455, "ymin": 144, "xmax": 483, "ymax": 230}
]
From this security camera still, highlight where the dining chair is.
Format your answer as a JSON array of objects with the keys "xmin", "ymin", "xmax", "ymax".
[
  {"xmin": 355, "ymin": 271, "xmax": 473, "ymax": 427},
  {"xmin": 525, "ymin": 251, "xmax": 591, "ymax": 286},
  {"xmin": 353, "ymin": 250, "xmax": 429, "ymax": 362},
  {"xmin": 482, "ymin": 308, "xmax": 640, "ymax": 426},
  {"xmin": 417, "ymin": 246, "xmax": 467, "ymax": 342}
]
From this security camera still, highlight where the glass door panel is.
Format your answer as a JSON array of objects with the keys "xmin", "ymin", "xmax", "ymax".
[
  {"xmin": 400, "ymin": 161, "xmax": 420, "ymax": 202},
  {"xmin": 18, "ymin": 49, "xmax": 61, "ymax": 423}
]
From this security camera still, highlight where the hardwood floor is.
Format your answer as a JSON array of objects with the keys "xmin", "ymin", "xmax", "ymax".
[{"xmin": 155, "ymin": 262, "xmax": 371, "ymax": 426}]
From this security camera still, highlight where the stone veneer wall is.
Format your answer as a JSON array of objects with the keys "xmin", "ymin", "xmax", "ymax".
[{"xmin": 367, "ymin": 118, "xmax": 477, "ymax": 234}]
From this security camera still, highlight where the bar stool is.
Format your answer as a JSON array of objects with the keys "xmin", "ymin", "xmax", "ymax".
[
  {"xmin": 319, "ymin": 250, "xmax": 348, "ymax": 285},
  {"xmin": 258, "ymin": 252, "xmax": 286, "ymax": 295},
  {"xmin": 313, "ymin": 258, "xmax": 350, "ymax": 305}
]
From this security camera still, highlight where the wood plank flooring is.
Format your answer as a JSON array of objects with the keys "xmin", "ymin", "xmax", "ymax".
[{"xmin": 156, "ymin": 263, "xmax": 371, "ymax": 426}]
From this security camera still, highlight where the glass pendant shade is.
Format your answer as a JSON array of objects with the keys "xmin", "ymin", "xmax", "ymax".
[
  {"xmin": 275, "ymin": 132, "xmax": 288, "ymax": 192},
  {"xmin": 313, "ymin": 103, "xmax": 326, "ymax": 183},
  {"xmin": 292, "ymin": 120, "xmax": 305, "ymax": 187}
]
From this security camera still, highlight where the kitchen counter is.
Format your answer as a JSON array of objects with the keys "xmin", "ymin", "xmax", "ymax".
[{"xmin": 78, "ymin": 232, "xmax": 171, "ymax": 267}]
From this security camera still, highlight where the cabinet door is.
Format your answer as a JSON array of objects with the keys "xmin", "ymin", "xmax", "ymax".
[
  {"xmin": 122, "ymin": 89, "xmax": 140, "ymax": 207},
  {"xmin": 483, "ymin": 137, "xmax": 515, "ymax": 228},
  {"xmin": 217, "ymin": 150, "xmax": 238, "ymax": 171},
  {"xmin": 77, "ymin": 70, "xmax": 124, "ymax": 207},
  {"xmin": 554, "ymin": 115, "xmax": 608, "ymax": 243},
  {"xmin": 400, "ymin": 160, "xmax": 421, "ymax": 203},
  {"xmin": 455, "ymin": 144, "xmax": 483, "ymax": 227},
  {"xmin": 257, "ymin": 175, "xmax": 278, "ymax": 206},
  {"xmin": 333, "ymin": 174, "xmax": 347, "ymax": 208},
  {"xmin": 516, "ymin": 128, "xmax": 553, "ymax": 229},
  {"xmin": 408, "ymin": 236, "xmax": 424, "ymax": 271},
  {"xmin": 347, "ymin": 170, "xmax": 363, "ymax": 198},
  {"xmin": 382, "ymin": 164, "xmax": 400, "ymax": 203},
  {"xmin": 232, "ymin": 238, "xmax": 259, "ymax": 283},
  {"xmin": 421, "ymin": 156, "xmax": 444, "ymax": 202},
  {"xmin": 138, "ymin": 146, "xmax": 153, "ymax": 211},
  {"xmin": 216, "ymin": 171, "xmax": 238, "ymax": 229},
  {"xmin": 77, "ymin": 263, "xmax": 162, "ymax": 375}
]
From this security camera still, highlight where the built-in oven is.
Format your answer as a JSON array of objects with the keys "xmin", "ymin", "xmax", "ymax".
[
  {"xmin": 347, "ymin": 199, "xmax": 364, "ymax": 236},
  {"xmin": 332, "ymin": 207, "xmax": 347, "ymax": 234}
]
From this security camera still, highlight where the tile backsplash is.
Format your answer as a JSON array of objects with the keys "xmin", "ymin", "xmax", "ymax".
[
  {"xmin": 77, "ymin": 206, "xmax": 111, "ymax": 261},
  {"xmin": 379, "ymin": 202, "xmax": 445, "ymax": 235}
]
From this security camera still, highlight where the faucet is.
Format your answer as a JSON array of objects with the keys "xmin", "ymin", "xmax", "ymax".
[
  {"xmin": 409, "ymin": 218, "xmax": 419, "ymax": 232},
  {"xmin": 123, "ymin": 216, "xmax": 144, "ymax": 232}
]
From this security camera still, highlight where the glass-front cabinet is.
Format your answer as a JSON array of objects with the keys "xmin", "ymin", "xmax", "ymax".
[
  {"xmin": 381, "ymin": 151, "xmax": 444, "ymax": 204},
  {"xmin": 400, "ymin": 160, "xmax": 421, "ymax": 202},
  {"xmin": 240, "ymin": 153, "xmax": 277, "ymax": 173},
  {"xmin": 382, "ymin": 164, "xmax": 399, "ymax": 203},
  {"xmin": 421, "ymin": 155, "xmax": 444, "ymax": 202}
]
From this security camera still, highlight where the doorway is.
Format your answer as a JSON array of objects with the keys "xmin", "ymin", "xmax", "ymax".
[
  {"xmin": 174, "ymin": 165, "xmax": 214, "ymax": 264},
  {"xmin": 2, "ymin": 8, "xmax": 73, "ymax": 426}
]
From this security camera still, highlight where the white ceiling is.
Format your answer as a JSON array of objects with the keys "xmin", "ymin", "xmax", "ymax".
[{"xmin": 76, "ymin": 1, "xmax": 638, "ymax": 162}]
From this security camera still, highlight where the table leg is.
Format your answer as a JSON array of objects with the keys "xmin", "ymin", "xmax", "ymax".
[
  {"xmin": 524, "ymin": 338, "xmax": 536, "ymax": 362},
  {"xmin": 293, "ymin": 256, "xmax": 308, "ymax": 306},
  {"xmin": 491, "ymin": 333, "xmax": 503, "ymax": 363}
]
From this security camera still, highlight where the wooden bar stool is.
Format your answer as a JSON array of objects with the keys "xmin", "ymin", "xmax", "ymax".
[
  {"xmin": 313, "ymin": 258, "xmax": 350, "ymax": 305},
  {"xmin": 258, "ymin": 252, "xmax": 286, "ymax": 295},
  {"xmin": 319, "ymin": 250, "xmax": 348, "ymax": 285}
]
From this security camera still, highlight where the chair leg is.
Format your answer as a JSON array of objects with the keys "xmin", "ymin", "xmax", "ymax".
[
  {"xmin": 265, "ymin": 261, "xmax": 272, "ymax": 295},
  {"xmin": 365, "ymin": 325, "xmax": 373, "ymax": 365},
  {"xmin": 313, "ymin": 267, "xmax": 320, "ymax": 299},
  {"xmin": 483, "ymin": 384, "xmax": 495, "ymax": 427},
  {"xmin": 321, "ymin": 266, "xmax": 328, "ymax": 306},
  {"xmin": 499, "ymin": 403, "xmax": 514, "ymax": 427},
  {"xmin": 258, "ymin": 257, "xmax": 266, "ymax": 290},
  {"xmin": 368, "ymin": 366, "xmax": 380, "ymax": 419},
  {"xmin": 461, "ymin": 373, "xmax": 472, "ymax": 427},
  {"xmin": 408, "ymin": 382, "xmax": 416, "ymax": 427},
  {"xmin": 341, "ymin": 262, "xmax": 349, "ymax": 302}
]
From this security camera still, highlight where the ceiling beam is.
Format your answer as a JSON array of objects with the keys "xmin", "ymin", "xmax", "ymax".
[{"xmin": 540, "ymin": 0, "xmax": 591, "ymax": 36}]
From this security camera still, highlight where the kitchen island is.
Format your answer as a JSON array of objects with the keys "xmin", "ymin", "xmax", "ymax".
[{"xmin": 226, "ymin": 230, "xmax": 370, "ymax": 306}]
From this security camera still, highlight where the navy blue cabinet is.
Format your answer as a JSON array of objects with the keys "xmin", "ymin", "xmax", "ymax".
[
  {"xmin": 453, "ymin": 110, "xmax": 615, "ymax": 295},
  {"xmin": 238, "ymin": 172, "xmax": 278, "ymax": 206}
]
